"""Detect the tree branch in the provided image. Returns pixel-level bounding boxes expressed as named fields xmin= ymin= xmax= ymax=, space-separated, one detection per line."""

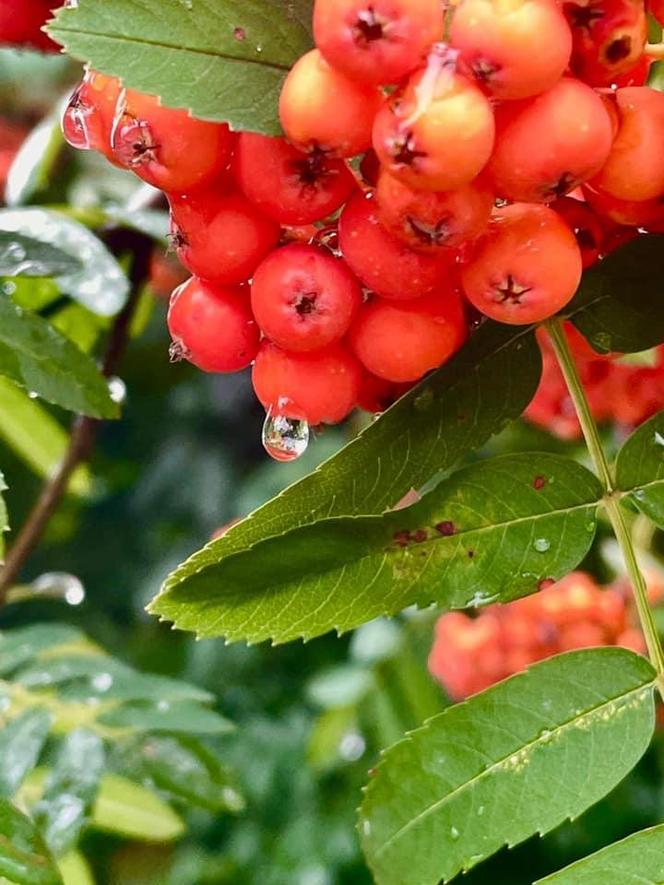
xmin=0 ymin=228 xmax=153 ymax=600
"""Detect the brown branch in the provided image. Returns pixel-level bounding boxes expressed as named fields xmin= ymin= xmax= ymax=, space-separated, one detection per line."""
xmin=0 ymin=228 xmax=153 ymax=600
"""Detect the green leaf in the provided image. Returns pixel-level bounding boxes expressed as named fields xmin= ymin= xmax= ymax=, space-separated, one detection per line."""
xmin=15 ymin=654 xmax=213 ymax=704
xmin=615 ymin=411 xmax=664 ymax=528
xmin=48 ymin=0 xmax=314 ymax=135
xmin=133 ymin=734 xmax=245 ymax=813
xmin=33 ymin=729 xmax=105 ymax=857
xmin=0 ymin=377 xmax=91 ymax=497
xmin=0 ymin=473 xmax=7 ymax=565
xmin=0 ymin=209 xmax=128 ymax=317
xmin=97 ymin=701 xmax=234 ymax=735
xmin=359 ymin=648 xmax=656 ymax=885
xmin=0 ymin=233 xmax=82 ymax=278
xmin=4 ymin=118 xmax=64 ymax=209
xmin=0 ymin=294 xmax=118 ymax=419
xmin=90 ymin=773 xmax=184 ymax=842
xmin=569 ymin=235 xmax=664 ymax=354
xmin=0 ymin=625 xmax=87 ymax=677
xmin=152 ymin=453 xmax=601 ymax=644
xmin=0 ymin=799 xmax=62 ymax=885
xmin=55 ymin=851 xmax=93 ymax=885
xmin=536 ymin=824 xmax=664 ymax=884
xmin=153 ymin=323 xmax=542 ymax=609
xmin=0 ymin=710 xmax=51 ymax=797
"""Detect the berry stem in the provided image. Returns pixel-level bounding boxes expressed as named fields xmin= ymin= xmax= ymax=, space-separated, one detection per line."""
xmin=546 ymin=317 xmax=664 ymax=690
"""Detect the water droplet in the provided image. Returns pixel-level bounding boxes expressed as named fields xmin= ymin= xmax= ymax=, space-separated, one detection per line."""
xmin=655 ymin=431 xmax=664 ymax=448
xmin=63 ymin=0 xmax=79 ymax=7
xmin=450 ymin=826 xmax=460 ymax=840
xmin=533 ymin=538 xmax=550 ymax=553
xmin=477 ymin=805 xmax=485 ymax=816
xmin=262 ymin=411 xmax=309 ymax=462
xmin=5 ymin=242 xmax=26 ymax=262
xmin=539 ymin=728 xmax=552 ymax=741
xmin=633 ymin=488 xmax=646 ymax=501
xmin=61 ymin=85 xmax=94 ymax=151
xmin=27 ymin=391 xmax=38 ymax=400
xmin=157 ymin=700 xmax=170 ymax=712
xmin=1 ymin=281 xmax=16 ymax=295
xmin=31 ymin=572 xmax=85 ymax=606
xmin=107 ymin=376 xmax=127 ymax=404
xmin=91 ymin=673 xmax=113 ymax=693
xmin=339 ymin=732 xmax=366 ymax=761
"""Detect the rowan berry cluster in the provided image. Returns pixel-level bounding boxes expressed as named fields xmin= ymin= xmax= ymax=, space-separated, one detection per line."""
xmin=59 ymin=0 xmax=664 ymax=458
xmin=0 ymin=0 xmax=60 ymax=53
xmin=527 ymin=324 xmax=664 ymax=439
xmin=428 ymin=570 xmax=663 ymax=700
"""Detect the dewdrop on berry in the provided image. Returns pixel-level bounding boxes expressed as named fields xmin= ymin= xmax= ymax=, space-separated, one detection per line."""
xmin=262 ymin=410 xmax=310 ymax=462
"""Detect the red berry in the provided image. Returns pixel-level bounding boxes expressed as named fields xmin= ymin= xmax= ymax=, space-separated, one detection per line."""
xmin=349 ymin=289 xmax=467 ymax=382
xmin=0 ymin=0 xmax=59 ymax=51
xmin=111 ymin=89 xmax=234 ymax=192
xmin=279 ymin=49 xmax=383 ymax=158
xmin=582 ymin=183 xmax=664 ymax=228
xmin=169 ymin=188 xmax=280 ymax=286
xmin=372 ymin=49 xmax=495 ymax=192
xmin=252 ymin=341 xmax=362 ymax=424
xmin=376 ymin=169 xmax=493 ymax=252
xmin=590 ymin=87 xmax=664 ymax=202
xmin=62 ymin=71 xmax=122 ymax=161
xmin=550 ymin=196 xmax=604 ymax=268
xmin=313 ymin=0 xmax=444 ymax=86
xmin=487 ymin=77 xmax=613 ymax=202
xmin=357 ymin=372 xmax=412 ymax=412
xmin=460 ymin=203 xmax=583 ymax=325
xmin=649 ymin=0 xmax=664 ymax=25
xmin=167 ymin=278 xmax=259 ymax=373
xmin=450 ymin=0 xmax=572 ymax=100
xmin=339 ymin=191 xmax=452 ymax=300
xmin=233 ymin=133 xmax=355 ymax=224
xmin=563 ymin=0 xmax=647 ymax=87
xmin=251 ymin=243 xmax=362 ymax=352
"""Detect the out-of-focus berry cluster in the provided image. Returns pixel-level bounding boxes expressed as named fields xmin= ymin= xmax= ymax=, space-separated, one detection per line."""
xmin=428 ymin=570 xmax=663 ymax=700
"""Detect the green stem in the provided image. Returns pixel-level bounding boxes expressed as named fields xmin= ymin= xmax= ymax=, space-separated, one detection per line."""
xmin=545 ymin=318 xmax=664 ymax=690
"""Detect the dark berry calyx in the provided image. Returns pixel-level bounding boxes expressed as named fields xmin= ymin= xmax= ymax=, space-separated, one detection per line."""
xmin=353 ymin=7 xmax=389 ymax=45
xmin=493 ymin=274 xmax=532 ymax=304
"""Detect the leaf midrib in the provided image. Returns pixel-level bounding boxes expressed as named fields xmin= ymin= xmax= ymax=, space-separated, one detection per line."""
xmin=48 ymin=26 xmax=290 ymax=73
xmin=371 ymin=680 xmax=654 ymax=859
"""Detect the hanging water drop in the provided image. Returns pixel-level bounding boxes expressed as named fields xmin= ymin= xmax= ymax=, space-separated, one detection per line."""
xmin=31 ymin=572 xmax=85 ymax=606
xmin=533 ymin=538 xmax=551 ymax=553
xmin=108 ymin=376 xmax=127 ymax=405
xmin=262 ymin=412 xmax=309 ymax=462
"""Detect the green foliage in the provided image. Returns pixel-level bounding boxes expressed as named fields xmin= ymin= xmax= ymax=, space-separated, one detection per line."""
xmin=0 ymin=209 xmax=129 ymax=317
xmin=0 ymin=799 xmax=62 ymax=885
xmin=48 ymin=0 xmax=314 ymax=134
xmin=359 ymin=648 xmax=656 ymax=885
xmin=0 ymin=233 xmax=81 ymax=278
xmin=89 ymin=773 xmax=184 ymax=842
xmin=0 ymin=295 xmax=118 ymax=419
xmin=152 ymin=453 xmax=602 ymax=643
xmin=0 ymin=377 xmax=91 ymax=497
xmin=616 ymin=410 xmax=664 ymax=528
xmin=536 ymin=824 xmax=664 ymax=883
xmin=569 ymin=236 xmax=664 ymax=354
xmin=0 ymin=709 xmax=51 ymax=796
xmin=0 ymin=472 xmax=7 ymax=564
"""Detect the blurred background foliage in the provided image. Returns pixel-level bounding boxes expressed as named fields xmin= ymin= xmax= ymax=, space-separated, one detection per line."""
xmin=1 ymin=46 xmax=664 ymax=885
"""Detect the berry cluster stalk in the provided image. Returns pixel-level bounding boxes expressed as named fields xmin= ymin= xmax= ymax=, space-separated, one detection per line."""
xmin=546 ymin=317 xmax=664 ymax=690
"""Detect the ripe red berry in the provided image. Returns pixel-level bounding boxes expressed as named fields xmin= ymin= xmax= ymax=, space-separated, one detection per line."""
xmin=590 ymin=87 xmax=664 ymax=202
xmin=460 ymin=203 xmax=583 ymax=325
xmin=649 ymin=0 xmax=664 ymax=25
xmin=169 ymin=188 xmax=280 ymax=286
xmin=550 ymin=196 xmax=604 ymax=268
xmin=487 ymin=77 xmax=613 ymax=203
xmin=582 ymin=183 xmax=664 ymax=228
xmin=167 ymin=278 xmax=259 ymax=373
xmin=279 ymin=49 xmax=382 ymax=158
xmin=349 ymin=289 xmax=467 ymax=382
xmin=111 ymin=89 xmax=234 ymax=192
xmin=376 ymin=169 xmax=493 ymax=252
xmin=251 ymin=243 xmax=362 ymax=352
xmin=563 ymin=0 xmax=647 ymax=87
xmin=357 ymin=372 xmax=412 ymax=413
xmin=0 ymin=0 xmax=59 ymax=51
xmin=339 ymin=191 xmax=452 ymax=300
xmin=233 ymin=133 xmax=355 ymax=225
xmin=313 ymin=0 xmax=444 ymax=86
xmin=372 ymin=49 xmax=495 ymax=192
xmin=62 ymin=71 xmax=122 ymax=161
xmin=252 ymin=341 xmax=362 ymax=424
xmin=450 ymin=0 xmax=572 ymax=100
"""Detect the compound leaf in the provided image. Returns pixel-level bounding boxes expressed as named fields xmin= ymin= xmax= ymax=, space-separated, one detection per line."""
xmin=615 ymin=410 xmax=664 ymax=528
